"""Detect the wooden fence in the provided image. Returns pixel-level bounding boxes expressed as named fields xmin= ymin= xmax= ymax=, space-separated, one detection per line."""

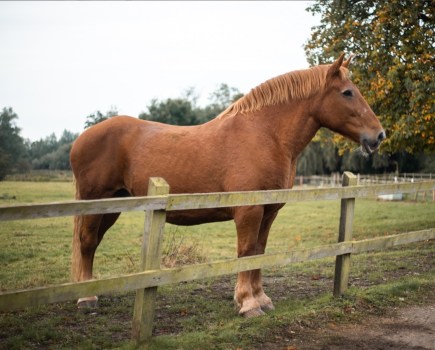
xmin=0 ymin=172 xmax=434 ymax=344
xmin=296 ymin=172 xmax=434 ymax=189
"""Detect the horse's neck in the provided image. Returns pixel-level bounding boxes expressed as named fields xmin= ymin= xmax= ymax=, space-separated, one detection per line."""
xmin=280 ymin=104 xmax=320 ymax=157
xmin=230 ymin=102 xmax=320 ymax=159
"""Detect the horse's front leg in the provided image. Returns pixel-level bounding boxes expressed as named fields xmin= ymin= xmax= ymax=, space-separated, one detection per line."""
xmin=250 ymin=210 xmax=280 ymax=312
xmin=234 ymin=205 xmax=265 ymax=317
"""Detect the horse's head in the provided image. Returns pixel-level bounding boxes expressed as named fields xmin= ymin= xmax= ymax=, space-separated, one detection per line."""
xmin=313 ymin=53 xmax=386 ymax=154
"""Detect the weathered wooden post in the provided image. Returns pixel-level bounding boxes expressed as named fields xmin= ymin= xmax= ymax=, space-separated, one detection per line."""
xmin=333 ymin=172 xmax=357 ymax=297
xmin=132 ymin=177 xmax=169 ymax=343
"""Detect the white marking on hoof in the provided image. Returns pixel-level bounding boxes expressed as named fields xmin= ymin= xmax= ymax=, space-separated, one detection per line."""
xmin=77 ymin=296 xmax=98 ymax=309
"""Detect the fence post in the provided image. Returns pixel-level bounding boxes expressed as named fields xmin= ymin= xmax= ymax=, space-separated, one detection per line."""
xmin=132 ymin=177 xmax=169 ymax=343
xmin=333 ymin=172 xmax=357 ymax=297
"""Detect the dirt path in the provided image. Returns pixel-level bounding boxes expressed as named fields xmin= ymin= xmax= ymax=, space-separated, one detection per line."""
xmin=280 ymin=304 xmax=435 ymax=350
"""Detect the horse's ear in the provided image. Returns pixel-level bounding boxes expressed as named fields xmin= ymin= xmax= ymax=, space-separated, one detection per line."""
xmin=342 ymin=54 xmax=355 ymax=68
xmin=326 ymin=53 xmax=346 ymax=81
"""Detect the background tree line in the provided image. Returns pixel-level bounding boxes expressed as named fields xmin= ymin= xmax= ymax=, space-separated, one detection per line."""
xmin=0 ymin=84 xmax=244 ymax=180
xmin=1 ymin=91 xmax=433 ymax=182
xmin=1 ymin=0 xmax=433 ymax=180
xmin=0 ymin=107 xmax=79 ymax=179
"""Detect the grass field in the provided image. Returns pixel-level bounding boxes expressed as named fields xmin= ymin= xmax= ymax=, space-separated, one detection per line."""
xmin=0 ymin=181 xmax=434 ymax=349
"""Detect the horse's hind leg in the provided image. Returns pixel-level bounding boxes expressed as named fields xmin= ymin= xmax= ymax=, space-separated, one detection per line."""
xmin=72 ymin=213 xmax=102 ymax=307
xmin=72 ymin=213 xmax=120 ymax=308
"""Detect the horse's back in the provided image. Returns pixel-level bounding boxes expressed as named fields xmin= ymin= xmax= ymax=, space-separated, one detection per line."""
xmin=70 ymin=114 xmax=293 ymax=202
xmin=70 ymin=116 xmax=222 ymax=198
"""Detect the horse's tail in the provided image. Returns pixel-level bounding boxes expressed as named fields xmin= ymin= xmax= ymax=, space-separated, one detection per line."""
xmin=71 ymin=176 xmax=82 ymax=282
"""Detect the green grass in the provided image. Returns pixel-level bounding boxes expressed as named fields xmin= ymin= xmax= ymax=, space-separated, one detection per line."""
xmin=0 ymin=181 xmax=75 ymax=204
xmin=4 ymin=170 xmax=73 ymax=182
xmin=0 ymin=181 xmax=434 ymax=349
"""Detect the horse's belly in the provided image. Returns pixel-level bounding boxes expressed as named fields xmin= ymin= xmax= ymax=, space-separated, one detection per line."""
xmin=165 ymin=208 xmax=233 ymax=226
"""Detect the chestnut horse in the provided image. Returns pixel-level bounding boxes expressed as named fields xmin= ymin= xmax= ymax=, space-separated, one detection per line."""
xmin=70 ymin=54 xmax=385 ymax=316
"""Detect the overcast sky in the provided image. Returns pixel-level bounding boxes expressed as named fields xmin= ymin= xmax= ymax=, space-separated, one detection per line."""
xmin=0 ymin=1 xmax=320 ymax=141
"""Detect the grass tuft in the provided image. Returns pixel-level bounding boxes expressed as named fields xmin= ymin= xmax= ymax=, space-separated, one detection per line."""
xmin=162 ymin=228 xmax=207 ymax=268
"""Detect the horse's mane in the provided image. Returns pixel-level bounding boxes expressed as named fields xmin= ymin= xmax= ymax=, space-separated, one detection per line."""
xmin=218 ymin=64 xmax=349 ymax=119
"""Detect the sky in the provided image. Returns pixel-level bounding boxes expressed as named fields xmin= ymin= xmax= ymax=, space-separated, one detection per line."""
xmin=0 ymin=1 xmax=320 ymax=141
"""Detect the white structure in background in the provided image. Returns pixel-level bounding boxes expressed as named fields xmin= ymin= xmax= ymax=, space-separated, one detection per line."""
xmin=378 ymin=175 xmax=403 ymax=201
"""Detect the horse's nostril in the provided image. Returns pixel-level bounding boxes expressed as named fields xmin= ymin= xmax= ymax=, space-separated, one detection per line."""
xmin=378 ymin=130 xmax=386 ymax=142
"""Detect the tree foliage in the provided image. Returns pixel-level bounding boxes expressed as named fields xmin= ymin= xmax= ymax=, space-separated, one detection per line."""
xmin=199 ymin=83 xmax=244 ymax=123
xmin=84 ymin=107 xmax=118 ymax=129
xmin=30 ymin=130 xmax=78 ymax=170
xmin=139 ymin=84 xmax=242 ymax=125
xmin=297 ymin=139 xmax=396 ymax=176
xmin=0 ymin=108 xmax=27 ymax=179
xmin=139 ymin=98 xmax=198 ymax=125
xmin=207 ymin=83 xmax=244 ymax=114
xmin=305 ymin=0 xmax=434 ymax=153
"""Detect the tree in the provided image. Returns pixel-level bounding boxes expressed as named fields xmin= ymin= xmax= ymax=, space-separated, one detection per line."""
xmin=30 ymin=130 xmax=78 ymax=170
xmin=58 ymin=129 xmax=78 ymax=145
xmin=197 ymin=83 xmax=243 ymax=123
xmin=49 ymin=130 xmax=79 ymax=170
xmin=139 ymin=84 xmax=243 ymax=125
xmin=0 ymin=107 xmax=27 ymax=180
xmin=296 ymin=142 xmax=325 ymax=175
xmin=84 ymin=107 xmax=118 ymax=129
xmin=139 ymin=98 xmax=198 ymax=125
xmin=29 ymin=133 xmax=58 ymax=160
xmin=208 ymin=83 xmax=243 ymax=112
xmin=305 ymin=0 xmax=434 ymax=153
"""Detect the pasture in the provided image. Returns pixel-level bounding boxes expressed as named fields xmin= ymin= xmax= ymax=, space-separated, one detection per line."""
xmin=0 ymin=181 xmax=434 ymax=349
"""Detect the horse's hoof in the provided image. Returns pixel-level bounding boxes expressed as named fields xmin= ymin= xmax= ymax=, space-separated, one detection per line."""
xmin=240 ymin=307 xmax=265 ymax=318
xmin=77 ymin=296 xmax=98 ymax=309
xmin=261 ymin=302 xmax=275 ymax=312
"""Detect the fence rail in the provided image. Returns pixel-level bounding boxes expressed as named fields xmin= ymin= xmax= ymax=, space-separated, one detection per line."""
xmin=1 ymin=228 xmax=432 ymax=312
xmin=1 ymin=174 xmax=434 ymax=344
xmin=1 ymin=181 xmax=433 ymax=222
xmin=296 ymin=172 xmax=434 ymax=187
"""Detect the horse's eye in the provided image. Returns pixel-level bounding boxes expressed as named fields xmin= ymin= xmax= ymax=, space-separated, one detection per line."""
xmin=342 ymin=89 xmax=353 ymax=97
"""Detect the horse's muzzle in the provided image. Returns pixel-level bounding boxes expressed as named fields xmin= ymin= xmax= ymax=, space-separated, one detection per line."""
xmin=362 ymin=130 xmax=386 ymax=154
